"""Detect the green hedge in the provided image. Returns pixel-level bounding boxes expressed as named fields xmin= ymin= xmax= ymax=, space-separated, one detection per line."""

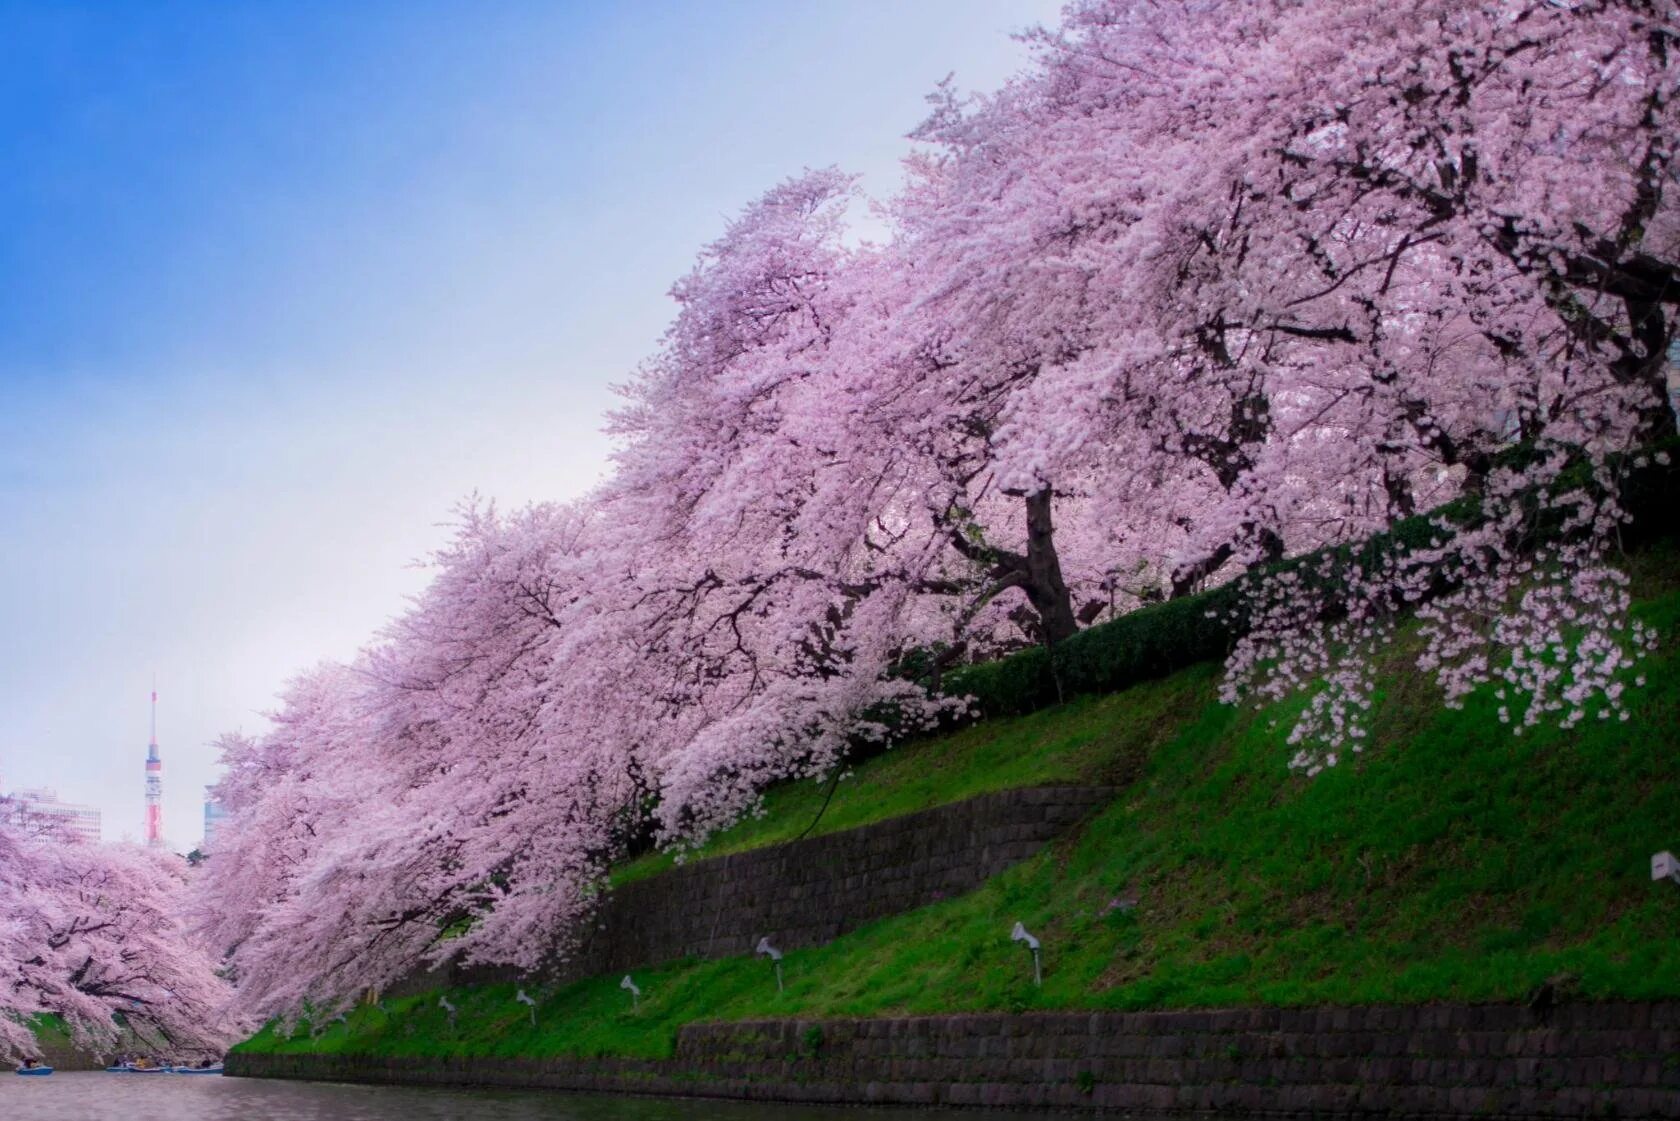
xmin=944 ymin=442 xmax=1680 ymax=720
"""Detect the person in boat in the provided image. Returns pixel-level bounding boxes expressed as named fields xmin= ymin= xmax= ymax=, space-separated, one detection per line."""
xmin=20 ymin=1058 xmax=38 ymax=1069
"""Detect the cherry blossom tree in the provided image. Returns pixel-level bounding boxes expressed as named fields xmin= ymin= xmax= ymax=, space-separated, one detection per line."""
xmin=0 ymin=809 xmax=236 ymax=1061
xmin=890 ymin=0 xmax=1674 ymax=762
xmin=603 ymin=171 xmax=957 ymax=846
xmin=196 ymin=0 xmax=1677 ymax=1021
xmin=193 ymin=503 xmax=634 ymax=1016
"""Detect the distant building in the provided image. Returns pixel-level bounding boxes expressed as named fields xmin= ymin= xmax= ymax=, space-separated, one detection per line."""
xmin=201 ymin=789 xmax=230 ymax=854
xmin=6 ymin=786 xmax=102 ymax=844
xmin=145 ymin=685 xmax=164 ymax=848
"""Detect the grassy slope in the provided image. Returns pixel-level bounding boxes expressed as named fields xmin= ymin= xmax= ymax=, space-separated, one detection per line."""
xmin=238 ymin=545 xmax=1680 ymax=1061
xmin=611 ymin=653 xmax=1206 ymax=886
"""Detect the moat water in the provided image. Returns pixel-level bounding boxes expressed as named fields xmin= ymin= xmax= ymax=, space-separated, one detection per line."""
xmin=1 ymin=1072 xmax=1040 ymax=1120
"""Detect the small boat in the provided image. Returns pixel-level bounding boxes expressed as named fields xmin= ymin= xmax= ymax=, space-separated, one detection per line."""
xmin=169 ymin=1064 xmax=224 ymax=1075
xmin=105 ymin=1064 xmax=167 ymax=1073
xmin=16 ymin=1065 xmax=53 ymax=1076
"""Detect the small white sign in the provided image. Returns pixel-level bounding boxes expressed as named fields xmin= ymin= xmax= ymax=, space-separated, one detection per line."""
xmin=1653 ymin=851 xmax=1678 ymax=882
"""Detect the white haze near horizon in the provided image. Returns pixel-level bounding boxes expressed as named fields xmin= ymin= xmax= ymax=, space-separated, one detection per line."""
xmin=0 ymin=1 xmax=1061 ymax=844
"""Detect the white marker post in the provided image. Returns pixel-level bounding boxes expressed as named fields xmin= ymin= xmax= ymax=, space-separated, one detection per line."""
xmin=620 ymin=975 xmax=641 ymax=1009
xmin=1011 ymin=922 xmax=1042 ymax=987
xmin=438 ymin=994 xmax=458 ymax=1028
xmin=516 ymin=988 xmax=538 ymax=1025
xmin=1653 ymin=851 xmax=1680 ymax=885
xmin=756 ymin=937 xmax=784 ymax=993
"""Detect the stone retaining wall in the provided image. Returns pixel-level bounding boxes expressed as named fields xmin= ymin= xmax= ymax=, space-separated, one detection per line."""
xmin=24 ymin=1027 xmax=152 ymax=1072
xmin=28 ymin=1036 xmax=105 ymax=1072
xmin=229 ymin=1001 xmax=1680 ymax=1116
xmin=417 ymin=785 xmax=1112 ymax=990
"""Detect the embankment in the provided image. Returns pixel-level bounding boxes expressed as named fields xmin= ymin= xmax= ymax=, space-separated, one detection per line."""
xmin=232 ymin=550 xmax=1680 ymax=1114
xmin=231 ymin=1002 xmax=1680 ymax=1116
xmin=410 ymin=785 xmax=1113 ymax=992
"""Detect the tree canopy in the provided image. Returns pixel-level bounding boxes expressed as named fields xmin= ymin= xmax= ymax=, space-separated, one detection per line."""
xmin=193 ymin=0 xmax=1680 ymax=1023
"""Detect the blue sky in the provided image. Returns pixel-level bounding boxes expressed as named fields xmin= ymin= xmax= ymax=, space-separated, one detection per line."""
xmin=0 ymin=1 xmax=1058 ymax=843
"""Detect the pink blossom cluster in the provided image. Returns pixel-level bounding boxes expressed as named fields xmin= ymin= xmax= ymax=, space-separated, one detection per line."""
xmin=0 ymin=809 xmax=239 ymax=1062
xmin=196 ymin=1 xmax=1677 ymax=1021
xmin=1414 ymin=458 xmax=1662 ymax=736
xmin=1225 ymin=450 xmax=1664 ymax=773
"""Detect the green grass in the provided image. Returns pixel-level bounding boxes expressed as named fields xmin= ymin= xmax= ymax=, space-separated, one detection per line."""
xmin=25 ymin=1014 xmax=74 ymax=1051
xmin=237 ymin=544 xmax=1680 ymax=1062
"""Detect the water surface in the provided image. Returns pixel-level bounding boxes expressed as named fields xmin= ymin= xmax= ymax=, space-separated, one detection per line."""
xmin=2 ymin=1072 xmax=1036 ymax=1121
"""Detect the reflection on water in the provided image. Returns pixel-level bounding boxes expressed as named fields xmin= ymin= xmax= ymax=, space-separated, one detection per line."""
xmin=1 ymin=1072 xmax=1034 ymax=1121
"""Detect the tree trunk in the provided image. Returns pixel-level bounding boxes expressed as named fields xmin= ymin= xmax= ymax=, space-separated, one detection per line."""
xmin=1022 ymin=488 xmax=1078 ymax=645
xmin=1169 ymin=542 xmax=1233 ymax=601
xmin=1383 ymin=464 xmax=1417 ymax=519
xmin=1168 ymin=525 xmax=1284 ymax=600
xmin=1634 ymin=364 xmax=1678 ymax=444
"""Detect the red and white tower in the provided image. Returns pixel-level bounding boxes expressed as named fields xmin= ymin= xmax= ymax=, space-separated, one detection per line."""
xmin=144 ymin=683 xmax=163 ymax=848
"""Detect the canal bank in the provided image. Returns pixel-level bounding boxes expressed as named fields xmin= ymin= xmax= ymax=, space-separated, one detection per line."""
xmin=17 ymin=1017 xmax=147 ymax=1072
xmin=229 ymin=1001 xmax=1680 ymax=1117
